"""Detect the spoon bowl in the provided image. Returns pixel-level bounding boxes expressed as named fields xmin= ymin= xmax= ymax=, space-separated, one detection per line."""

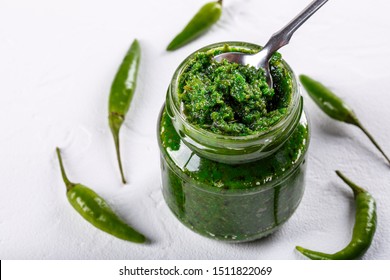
xmin=214 ymin=50 xmax=273 ymax=87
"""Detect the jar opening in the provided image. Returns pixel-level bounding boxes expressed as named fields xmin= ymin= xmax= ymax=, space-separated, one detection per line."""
xmin=166 ymin=42 xmax=302 ymax=164
xmin=170 ymin=42 xmax=299 ymax=140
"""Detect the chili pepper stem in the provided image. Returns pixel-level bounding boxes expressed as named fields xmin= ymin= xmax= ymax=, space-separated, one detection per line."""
xmin=218 ymin=0 xmax=223 ymax=4
xmin=56 ymin=147 xmax=75 ymax=191
xmin=109 ymin=113 xmax=127 ymax=184
xmin=350 ymin=118 xmax=390 ymax=165
xmin=335 ymin=170 xmax=365 ymax=196
xmin=113 ymin=133 xmax=126 ymax=184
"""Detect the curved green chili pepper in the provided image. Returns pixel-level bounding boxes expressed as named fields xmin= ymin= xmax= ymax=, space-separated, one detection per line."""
xmin=108 ymin=39 xmax=141 ymax=184
xmin=166 ymin=0 xmax=223 ymax=51
xmin=56 ymin=148 xmax=146 ymax=243
xmin=300 ymin=74 xmax=390 ymax=165
xmin=296 ymin=171 xmax=376 ymax=260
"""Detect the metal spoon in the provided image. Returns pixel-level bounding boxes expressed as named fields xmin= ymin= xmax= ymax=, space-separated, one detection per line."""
xmin=213 ymin=0 xmax=328 ymax=88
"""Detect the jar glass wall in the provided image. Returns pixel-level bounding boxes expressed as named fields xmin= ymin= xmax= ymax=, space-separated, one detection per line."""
xmin=158 ymin=42 xmax=310 ymax=242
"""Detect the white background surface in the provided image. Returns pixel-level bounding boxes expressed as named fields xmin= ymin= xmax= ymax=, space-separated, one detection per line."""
xmin=0 ymin=0 xmax=389 ymax=260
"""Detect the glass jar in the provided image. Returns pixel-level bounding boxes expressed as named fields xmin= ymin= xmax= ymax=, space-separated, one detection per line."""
xmin=157 ymin=42 xmax=310 ymax=242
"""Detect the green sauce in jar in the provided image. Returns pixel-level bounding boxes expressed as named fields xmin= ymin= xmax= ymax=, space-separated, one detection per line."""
xmin=158 ymin=42 xmax=310 ymax=242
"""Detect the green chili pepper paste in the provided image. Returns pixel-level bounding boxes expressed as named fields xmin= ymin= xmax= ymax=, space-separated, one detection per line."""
xmin=178 ymin=49 xmax=292 ymax=135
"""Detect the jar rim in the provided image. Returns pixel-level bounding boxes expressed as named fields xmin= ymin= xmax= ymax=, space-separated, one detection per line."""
xmin=168 ymin=41 xmax=301 ymax=142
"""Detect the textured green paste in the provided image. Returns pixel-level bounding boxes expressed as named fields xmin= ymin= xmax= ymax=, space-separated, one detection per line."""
xmin=178 ymin=49 xmax=293 ymax=136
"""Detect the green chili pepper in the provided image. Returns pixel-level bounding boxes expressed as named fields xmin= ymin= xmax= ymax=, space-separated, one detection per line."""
xmin=300 ymin=74 xmax=390 ymax=165
xmin=55 ymin=147 xmax=146 ymax=243
xmin=166 ymin=0 xmax=223 ymax=51
xmin=108 ymin=39 xmax=141 ymax=184
xmin=296 ymin=171 xmax=376 ymax=260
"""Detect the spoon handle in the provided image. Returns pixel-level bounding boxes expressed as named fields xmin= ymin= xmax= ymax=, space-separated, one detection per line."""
xmin=262 ymin=0 xmax=328 ymax=59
